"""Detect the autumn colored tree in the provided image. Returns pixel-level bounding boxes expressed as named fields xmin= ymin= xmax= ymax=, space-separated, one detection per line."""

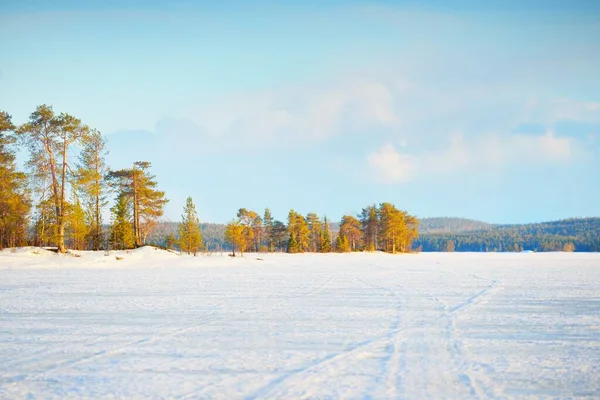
xmin=0 ymin=111 xmax=30 ymax=249
xmin=563 ymin=242 xmax=575 ymax=252
xmin=319 ymin=216 xmax=332 ymax=253
xmin=31 ymin=197 xmax=54 ymax=247
xmin=18 ymin=105 xmax=88 ymax=252
xmin=377 ymin=202 xmax=418 ymax=253
xmin=225 ymin=220 xmax=244 ymax=256
xmin=340 ymin=215 xmax=362 ymax=251
xmin=306 ymin=212 xmax=322 ymax=252
xmin=110 ymin=193 xmax=135 ymax=250
xmin=237 ymin=208 xmax=259 ymax=252
xmin=336 ymin=234 xmax=350 ymax=252
xmin=75 ymin=129 xmax=108 ymax=250
xmin=360 ymin=205 xmax=378 ymax=251
xmin=287 ymin=210 xmax=309 ymax=253
xmin=179 ymin=196 xmax=203 ymax=255
xmin=66 ymin=196 xmax=88 ymax=250
xmin=108 ymin=161 xmax=168 ymax=247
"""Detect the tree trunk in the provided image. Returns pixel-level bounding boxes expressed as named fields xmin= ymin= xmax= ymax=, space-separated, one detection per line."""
xmin=132 ymin=169 xmax=139 ymax=247
xmin=57 ymin=137 xmax=68 ymax=253
xmin=94 ymin=152 xmax=100 ymax=251
xmin=46 ymin=139 xmax=64 ymax=253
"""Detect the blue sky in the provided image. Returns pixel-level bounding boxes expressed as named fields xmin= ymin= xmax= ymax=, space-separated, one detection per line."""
xmin=1 ymin=0 xmax=599 ymax=224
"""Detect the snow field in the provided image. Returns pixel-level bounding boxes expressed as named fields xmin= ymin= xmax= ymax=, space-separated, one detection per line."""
xmin=0 ymin=249 xmax=599 ymax=399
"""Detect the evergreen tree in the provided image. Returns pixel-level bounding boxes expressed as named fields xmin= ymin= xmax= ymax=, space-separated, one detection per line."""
xmin=108 ymin=161 xmax=168 ymax=247
xmin=165 ymin=233 xmax=176 ymax=250
xmin=287 ymin=231 xmax=300 ymax=253
xmin=263 ymin=208 xmax=274 ymax=251
xmin=179 ymin=196 xmax=203 ymax=255
xmin=18 ymin=105 xmax=88 ymax=252
xmin=0 ymin=111 xmax=30 ymax=249
xmin=319 ymin=216 xmax=332 ymax=253
xmin=32 ymin=197 xmax=55 ymax=247
xmin=110 ymin=193 xmax=135 ymax=250
xmin=360 ymin=205 xmax=378 ymax=251
xmin=340 ymin=215 xmax=362 ymax=251
xmin=75 ymin=129 xmax=108 ymax=250
xmin=287 ymin=210 xmax=309 ymax=253
xmin=271 ymin=220 xmax=288 ymax=252
xmin=237 ymin=208 xmax=258 ymax=252
xmin=225 ymin=220 xmax=244 ymax=256
xmin=377 ymin=202 xmax=418 ymax=253
xmin=66 ymin=196 xmax=88 ymax=250
xmin=306 ymin=212 xmax=322 ymax=252
xmin=336 ymin=234 xmax=350 ymax=252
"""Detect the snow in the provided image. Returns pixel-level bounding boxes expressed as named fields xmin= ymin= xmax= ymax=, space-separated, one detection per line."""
xmin=1 ymin=248 xmax=599 ymax=399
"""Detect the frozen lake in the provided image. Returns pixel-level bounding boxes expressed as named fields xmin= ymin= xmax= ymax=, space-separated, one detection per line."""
xmin=1 ymin=248 xmax=599 ymax=399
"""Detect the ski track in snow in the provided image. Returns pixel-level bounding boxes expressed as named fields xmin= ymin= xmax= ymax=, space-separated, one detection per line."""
xmin=1 ymin=249 xmax=600 ymax=399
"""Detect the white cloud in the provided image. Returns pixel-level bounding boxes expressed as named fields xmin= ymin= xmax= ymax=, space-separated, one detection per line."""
xmin=365 ymin=131 xmax=578 ymax=184
xmin=367 ymin=143 xmax=415 ymax=184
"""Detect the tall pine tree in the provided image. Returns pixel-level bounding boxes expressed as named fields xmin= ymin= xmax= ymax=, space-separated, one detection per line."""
xmin=75 ymin=129 xmax=108 ymax=250
xmin=108 ymin=161 xmax=168 ymax=247
xmin=18 ymin=105 xmax=88 ymax=252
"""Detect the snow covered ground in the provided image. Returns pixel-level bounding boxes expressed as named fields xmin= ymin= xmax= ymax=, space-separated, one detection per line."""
xmin=1 ymin=248 xmax=599 ymax=399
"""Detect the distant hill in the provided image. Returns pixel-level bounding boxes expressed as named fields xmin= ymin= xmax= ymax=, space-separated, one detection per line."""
xmin=147 ymin=222 xmax=228 ymax=251
xmin=415 ymin=217 xmax=600 ymax=252
xmin=419 ymin=217 xmax=492 ymax=233
xmin=146 ymin=217 xmax=600 ymax=253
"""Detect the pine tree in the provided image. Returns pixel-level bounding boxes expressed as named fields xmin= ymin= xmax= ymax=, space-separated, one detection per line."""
xmin=340 ymin=215 xmax=362 ymax=251
xmin=32 ymin=197 xmax=55 ymax=247
xmin=75 ymin=129 xmax=108 ymax=250
xmin=67 ymin=196 xmax=88 ymax=250
xmin=360 ymin=205 xmax=378 ymax=251
xmin=263 ymin=208 xmax=274 ymax=252
xmin=377 ymin=203 xmax=418 ymax=253
xmin=319 ymin=216 xmax=332 ymax=253
xmin=271 ymin=220 xmax=288 ymax=252
xmin=179 ymin=196 xmax=203 ymax=255
xmin=110 ymin=193 xmax=135 ymax=250
xmin=336 ymin=234 xmax=350 ymax=252
xmin=306 ymin=212 xmax=322 ymax=252
xmin=18 ymin=105 xmax=88 ymax=252
xmin=287 ymin=231 xmax=300 ymax=253
xmin=0 ymin=111 xmax=30 ymax=249
xmin=237 ymin=208 xmax=261 ymax=252
xmin=225 ymin=220 xmax=244 ymax=256
xmin=287 ymin=210 xmax=309 ymax=253
xmin=108 ymin=161 xmax=168 ymax=247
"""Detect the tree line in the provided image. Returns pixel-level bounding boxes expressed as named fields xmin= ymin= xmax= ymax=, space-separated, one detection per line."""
xmin=1 ymin=105 xmax=419 ymax=255
xmin=222 ymin=204 xmax=419 ymax=256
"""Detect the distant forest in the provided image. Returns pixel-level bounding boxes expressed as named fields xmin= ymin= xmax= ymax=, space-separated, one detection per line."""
xmin=414 ymin=217 xmax=600 ymax=252
xmin=146 ymin=217 xmax=600 ymax=253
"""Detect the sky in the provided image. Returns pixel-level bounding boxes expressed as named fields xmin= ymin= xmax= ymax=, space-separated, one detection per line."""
xmin=1 ymin=0 xmax=599 ymax=224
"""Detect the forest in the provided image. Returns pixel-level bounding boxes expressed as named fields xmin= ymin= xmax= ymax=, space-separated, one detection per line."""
xmin=0 ymin=105 xmax=419 ymax=255
xmin=415 ymin=218 xmax=600 ymax=252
